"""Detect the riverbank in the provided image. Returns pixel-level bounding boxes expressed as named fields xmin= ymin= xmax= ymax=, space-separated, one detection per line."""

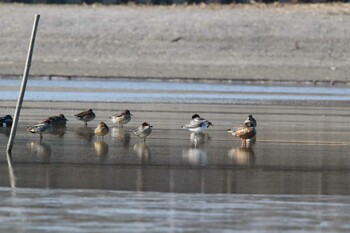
xmin=0 ymin=3 xmax=350 ymax=83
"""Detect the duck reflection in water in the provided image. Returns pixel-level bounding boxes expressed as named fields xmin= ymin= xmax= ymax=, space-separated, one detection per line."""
xmin=182 ymin=147 xmax=208 ymax=166
xmin=26 ymin=140 xmax=52 ymax=163
xmin=182 ymin=132 xmax=209 ymax=166
xmin=133 ymin=143 xmax=151 ymax=163
xmin=76 ymin=127 xmax=94 ymax=141
xmin=94 ymin=140 xmax=109 ymax=161
xmin=190 ymin=132 xmax=211 ymax=147
xmin=111 ymin=127 xmax=130 ymax=147
xmin=0 ymin=127 xmax=11 ymax=137
xmin=49 ymin=125 xmax=67 ymax=138
xmin=228 ymin=147 xmax=255 ymax=167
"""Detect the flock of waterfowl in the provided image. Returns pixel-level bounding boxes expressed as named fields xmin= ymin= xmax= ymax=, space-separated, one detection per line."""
xmin=0 ymin=109 xmax=257 ymax=145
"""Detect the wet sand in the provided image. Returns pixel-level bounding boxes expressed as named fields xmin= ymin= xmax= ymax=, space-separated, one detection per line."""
xmin=1 ymin=3 xmax=350 ymax=83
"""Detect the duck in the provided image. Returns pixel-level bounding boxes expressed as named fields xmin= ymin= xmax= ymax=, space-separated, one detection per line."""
xmin=0 ymin=115 xmax=13 ymax=127
xmin=134 ymin=122 xmax=153 ymax=142
xmin=27 ymin=120 xmax=52 ymax=140
xmin=75 ymin=109 xmax=95 ymax=126
xmin=110 ymin=110 xmax=133 ymax=128
xmin=181 ymin=114 xmax=213 ymax=133
xmin=94 ymin=121 xmax=109 ymax=140
xmin=45 ymin=114 xmax=68 ymax=127
xmin=228 ymin=115 xmax=257 ymax=146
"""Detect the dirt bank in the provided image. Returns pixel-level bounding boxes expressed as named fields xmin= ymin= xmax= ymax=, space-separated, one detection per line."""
xmin=0 ymin=3 xmax=350 ymax=83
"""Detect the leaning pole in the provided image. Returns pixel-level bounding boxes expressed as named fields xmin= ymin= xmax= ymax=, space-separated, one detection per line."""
xmin=7 ymin=14 xmax=40 ymax=153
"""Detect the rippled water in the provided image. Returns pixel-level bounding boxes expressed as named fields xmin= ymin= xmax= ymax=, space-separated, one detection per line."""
xmin=1 ymin=187 xmax=350 ymax=233
xmin=1 ymin=78 xmax=350 ymax=232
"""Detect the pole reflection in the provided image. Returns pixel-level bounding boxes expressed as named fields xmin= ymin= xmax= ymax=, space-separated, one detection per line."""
xmin=6 ymin=151 xmax=16 ymax=189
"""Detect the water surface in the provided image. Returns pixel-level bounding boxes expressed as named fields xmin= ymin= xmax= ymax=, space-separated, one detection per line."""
xmin=1 ymin=79 xmax=350 ymax=103
xmin=1 ymin=187 xmax=350 ymax=233
xmin=1 ymin=79 xmax=350 ymax=232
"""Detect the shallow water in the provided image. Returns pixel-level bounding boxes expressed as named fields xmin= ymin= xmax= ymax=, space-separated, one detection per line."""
xmin=1 ymin=187 xmax=350 ymax=233
xmin=1 ymin=79 xmax=350 ymax=232
xmin=2 ymin=120 xmax=350 ymax=195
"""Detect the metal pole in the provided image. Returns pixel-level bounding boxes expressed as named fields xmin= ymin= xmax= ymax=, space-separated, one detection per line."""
xmin=6 ymin=14 xmax=40 ymax=153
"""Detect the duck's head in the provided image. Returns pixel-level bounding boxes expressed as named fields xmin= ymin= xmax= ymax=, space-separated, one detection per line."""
xmin=248 ymin=115 xmax=257 ymax=127
xmin=125 ymin=110 xmax=133 ymax=116
xmin=142 ymin=122 xmax=153 ymax=128
xmin=192 ymin=114 xmax=200 ymax=119
xmin=59 ymin=114 xmax=68 ymax=121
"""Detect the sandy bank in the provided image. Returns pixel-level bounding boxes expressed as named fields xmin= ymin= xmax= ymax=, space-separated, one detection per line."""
xmin=0 ymin=3 xmax=350 ymax=83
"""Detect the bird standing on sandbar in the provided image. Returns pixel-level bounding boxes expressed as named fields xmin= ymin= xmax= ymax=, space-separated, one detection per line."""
xmin=75 ymin=109 xmax=95 ymax=126
xmin=181 ymin=114 xmax=213 ymax=133
xmin=134 ymin=122 xmax=153 ymax=142
xmin=94 ymin=121 xmax=109 ymax=140
xmin=110 ymin=110 xmax=133 ymax=128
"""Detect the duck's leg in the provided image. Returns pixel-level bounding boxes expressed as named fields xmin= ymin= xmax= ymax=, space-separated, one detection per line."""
xmin=84 ymin=121 xmax=87 ymax=127
xmin=241 ymin=139 xmax=247 ymax=148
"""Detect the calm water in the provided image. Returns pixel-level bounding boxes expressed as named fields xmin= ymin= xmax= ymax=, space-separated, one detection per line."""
xmin=1 ymin=79 xmax=350 ymax=232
